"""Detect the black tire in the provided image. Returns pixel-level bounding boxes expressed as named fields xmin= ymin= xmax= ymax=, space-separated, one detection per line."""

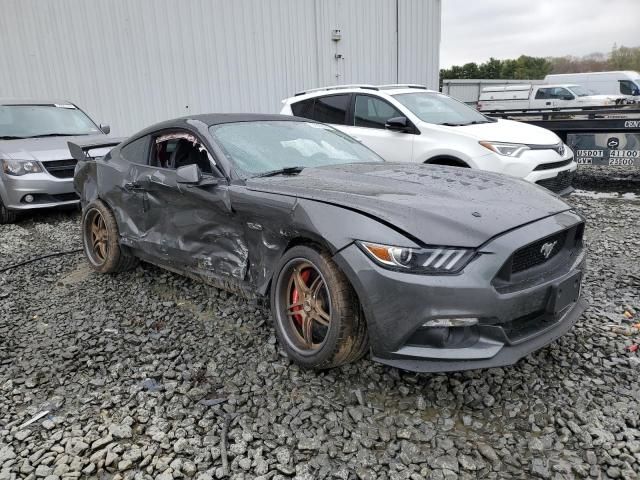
xmin=81 ymin=200 xmax=138 ymax=273
xmin=270 ymin=245 xmax=369 ymax=370
xmin=0 ymin=197 xmax=17 ymax=224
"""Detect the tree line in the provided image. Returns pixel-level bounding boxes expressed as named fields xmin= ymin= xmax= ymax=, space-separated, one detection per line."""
xmin=440 ymin=45 xmax=640 ymax=81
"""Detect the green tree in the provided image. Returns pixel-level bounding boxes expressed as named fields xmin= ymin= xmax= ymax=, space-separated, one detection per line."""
xmin=440 ymin=56 xmax=552 ymax=80
xmin=478 ymin=58 xmax=502 ymax=79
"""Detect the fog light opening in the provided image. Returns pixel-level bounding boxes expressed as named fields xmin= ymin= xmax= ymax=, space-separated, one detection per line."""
xmin=422 ymin=318 xmax=479 ymax=328
xmin=24 ymin=194 xmax=34 ymax=203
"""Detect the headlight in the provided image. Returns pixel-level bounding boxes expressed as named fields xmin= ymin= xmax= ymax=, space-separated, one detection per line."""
xmin=479 ymin=141 xmax=530 ymax=157
xmin=1 ymin=159 xmax=43 ymax=176
xmin=358 ymin=241 xmax=476 ymax=274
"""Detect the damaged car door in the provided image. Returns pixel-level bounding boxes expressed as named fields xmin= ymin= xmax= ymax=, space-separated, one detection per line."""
xmin=133 ymin=131 xmax=249 ymax=290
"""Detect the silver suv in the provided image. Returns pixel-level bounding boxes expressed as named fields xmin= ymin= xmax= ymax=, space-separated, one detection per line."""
xmin=0 ymin=99 xmax=111 ymax=223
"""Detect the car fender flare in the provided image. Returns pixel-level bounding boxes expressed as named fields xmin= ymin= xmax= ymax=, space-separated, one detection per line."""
xmin=258 ymin=199 xmax=420 ymax=297
xmin=423 ymin=155 xmax=471 ymax=168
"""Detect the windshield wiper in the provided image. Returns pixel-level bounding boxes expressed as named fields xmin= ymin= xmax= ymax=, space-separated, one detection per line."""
xmin=26 ymin=133 xmax=91 ymax=138
xmin=256 ymin=166 xmax=305 ymax=178
xmin=440 ymin=120 xmax=491 ymax=127
xmin=0 ymin=135 xmax=26 ymax=140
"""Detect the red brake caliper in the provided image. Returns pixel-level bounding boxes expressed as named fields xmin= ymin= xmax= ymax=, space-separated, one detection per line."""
xmin=291 ymin=269 xmax=311 ymax=326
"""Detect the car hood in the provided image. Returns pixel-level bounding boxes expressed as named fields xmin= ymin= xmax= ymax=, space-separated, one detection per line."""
xmin=246 ymin=163 xmax=571 ymax=247
xmin=0 ymin=134 xmax=109 ymax=161
xmin=449 ymin=119 xmax=561 ymax=145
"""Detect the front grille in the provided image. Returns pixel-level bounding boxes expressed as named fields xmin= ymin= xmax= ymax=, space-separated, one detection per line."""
xmin=536 ymin=170 xmax=574 ymax=193
xmin=533 ymin=159 xmax=573 ymax=171
xmin=511 ymin=231 xmax=567 ymax=274
xmin=43 ymin=159 xmax=77 ymax=178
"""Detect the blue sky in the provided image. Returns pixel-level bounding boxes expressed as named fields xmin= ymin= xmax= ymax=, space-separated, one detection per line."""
xmin=441 ymin=0 xmax=640 ymax=67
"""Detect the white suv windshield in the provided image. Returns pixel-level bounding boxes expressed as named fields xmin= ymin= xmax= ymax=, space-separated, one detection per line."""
xmin=567 ymin=86 xmax=589 ymax=97
xmin=210 ymin=120 xmax=383 ymax=177
xmin=0 ymin=104 xmax=101 ymax=139
xmin=393 ymin=92 xmax=490 ymax=126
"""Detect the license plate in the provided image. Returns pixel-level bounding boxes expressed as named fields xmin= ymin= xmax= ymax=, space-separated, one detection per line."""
xmin=550 ymin=272 xmax=582 ymax=315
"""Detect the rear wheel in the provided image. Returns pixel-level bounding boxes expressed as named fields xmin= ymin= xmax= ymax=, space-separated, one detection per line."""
xmin=270 ymin=245 xmax=369 ymax=369
xmin=0 ymin=198 xmax=17 ymax=224
xmin=81 ymin=200 xmax=138 ymax=273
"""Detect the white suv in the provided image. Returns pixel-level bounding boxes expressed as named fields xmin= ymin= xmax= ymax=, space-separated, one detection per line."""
xmin=280 ymin=85 xmax=577 ymax=195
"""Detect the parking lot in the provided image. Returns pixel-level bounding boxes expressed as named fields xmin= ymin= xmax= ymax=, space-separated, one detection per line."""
xmin=0 ymin=166 xmax=638 ymax=480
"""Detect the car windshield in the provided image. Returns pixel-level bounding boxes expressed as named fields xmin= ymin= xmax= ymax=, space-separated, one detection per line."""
xmin=568 ymin=86 xmax=589 ymax=97
xmin=0 ymin=104 xmax=101 ymax=138
xmin=392 ymin=92 xmax=489 ymax=125
xmin=209 ymin=120 xmax=383 ymax=177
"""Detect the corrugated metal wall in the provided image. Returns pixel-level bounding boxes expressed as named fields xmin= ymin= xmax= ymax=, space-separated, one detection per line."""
xmin=0 ymin=0 xmax=440 ymax=136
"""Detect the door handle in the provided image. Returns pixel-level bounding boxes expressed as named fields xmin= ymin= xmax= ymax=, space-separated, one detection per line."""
xmin=148 ymin=175 xmax=177 ymax=190
xmin=124 ymin=181 xmax=143 ymax=191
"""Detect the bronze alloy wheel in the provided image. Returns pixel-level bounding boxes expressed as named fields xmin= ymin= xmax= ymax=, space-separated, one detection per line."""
xmin=277 ymin=259 xmax=332 ymax=354
xmin=271 ymin=245 xmax=369 ymax=369
xmin=84 ymin=207 xmax=109 ymax=266
xmin=81 ymin=200 xmax=139 ymax=274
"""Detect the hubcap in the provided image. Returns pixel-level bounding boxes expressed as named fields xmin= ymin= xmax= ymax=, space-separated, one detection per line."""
xmin=282 ymin=260 xmax=331 ymax=351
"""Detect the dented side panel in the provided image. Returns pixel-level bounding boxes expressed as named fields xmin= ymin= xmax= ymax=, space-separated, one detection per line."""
xmin=228 ymin=187 xmax=419 ymax=296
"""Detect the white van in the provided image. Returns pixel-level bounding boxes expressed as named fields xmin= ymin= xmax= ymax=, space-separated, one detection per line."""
xmin=477 ymin=84 xmax=629 ymax=111
xmin=544 ymin=71 xmax=640 ymax=98
xmin=281 ymin=85 xmax=577 ymax=195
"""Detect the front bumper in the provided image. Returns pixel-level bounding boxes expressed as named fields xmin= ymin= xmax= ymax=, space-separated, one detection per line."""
xmin=473 ymin=148 xmax=577 ymax=196
xmin=333 ymin=211 xmax=587 ymax=372
xmin=0 ymin=172 xmax=79 ymax=210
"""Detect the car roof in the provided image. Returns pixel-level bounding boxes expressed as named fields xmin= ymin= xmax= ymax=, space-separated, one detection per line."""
xmin=540 ymin=84 xmax=583 ymax=89
xmin=130 ymin=113 xmax=312 ymax=140
xmin=0 ymin=98 xmax=75 ymax=106
xmin=284 ymin=85 xmax=436 ymax=103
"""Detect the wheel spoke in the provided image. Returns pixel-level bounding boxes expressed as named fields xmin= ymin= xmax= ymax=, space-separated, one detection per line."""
xmin=286 ymin=301 xmax=304 ymax=313
xmin=309 ymin=275 xmax=323 ymax=298
xmin=301 ymin=315 xmax=313 ymax=347
xmin=292 ymin=268 xmax=310 ymax=297
xmin=313 ymin=307 xmax=331 ymax=326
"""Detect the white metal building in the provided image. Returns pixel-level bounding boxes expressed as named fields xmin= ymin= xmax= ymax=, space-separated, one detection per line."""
xmin=0 ymin=0 xmax=441 ymax=136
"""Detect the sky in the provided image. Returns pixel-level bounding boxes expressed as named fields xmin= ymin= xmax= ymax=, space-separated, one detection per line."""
xmin=441 ymin=0 xmax=640 ymax=67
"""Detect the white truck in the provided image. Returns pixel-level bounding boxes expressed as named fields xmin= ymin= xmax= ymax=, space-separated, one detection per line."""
xmin=477 ymin=84 xmax=630 ymax=112
xmin=544 ymin=71 xmax=640 ymax=99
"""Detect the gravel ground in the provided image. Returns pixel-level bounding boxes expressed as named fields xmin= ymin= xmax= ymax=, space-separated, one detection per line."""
xmin=1 ymin=166 xmax=639 ymax=480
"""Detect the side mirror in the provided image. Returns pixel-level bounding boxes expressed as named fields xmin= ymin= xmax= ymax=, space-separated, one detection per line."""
xmin=100 ymin=124 xmax=111 ymax=134
xmin=176 ymin=164 xmax=202 ymax=184
xmin=561 ymin=95 xmax=574 ymax=101
xmin=385 ymin=116 xmax=410 ymax=132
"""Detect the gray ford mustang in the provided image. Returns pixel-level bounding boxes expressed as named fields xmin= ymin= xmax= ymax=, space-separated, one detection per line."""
xmin=70 ymin=114 xmax=586 ymax=372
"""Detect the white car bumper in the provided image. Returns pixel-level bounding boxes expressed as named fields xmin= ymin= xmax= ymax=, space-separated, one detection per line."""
xmin=472 ymin=146 xmax=577 ymax=195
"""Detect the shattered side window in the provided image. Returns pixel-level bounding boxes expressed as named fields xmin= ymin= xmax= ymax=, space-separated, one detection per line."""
xmin=151 ymin=132 xmax=214 ymax=174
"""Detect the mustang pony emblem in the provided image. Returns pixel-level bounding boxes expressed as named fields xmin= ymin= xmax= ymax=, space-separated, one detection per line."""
xmin=540 ymin=241 xmax=557 ymax=259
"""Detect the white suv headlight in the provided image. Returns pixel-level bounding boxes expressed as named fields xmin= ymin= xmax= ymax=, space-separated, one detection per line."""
xmin=479 ymin=141 xmax=530 ymax=157
xmin=1 ymin=159 xmax=44 ymax=176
